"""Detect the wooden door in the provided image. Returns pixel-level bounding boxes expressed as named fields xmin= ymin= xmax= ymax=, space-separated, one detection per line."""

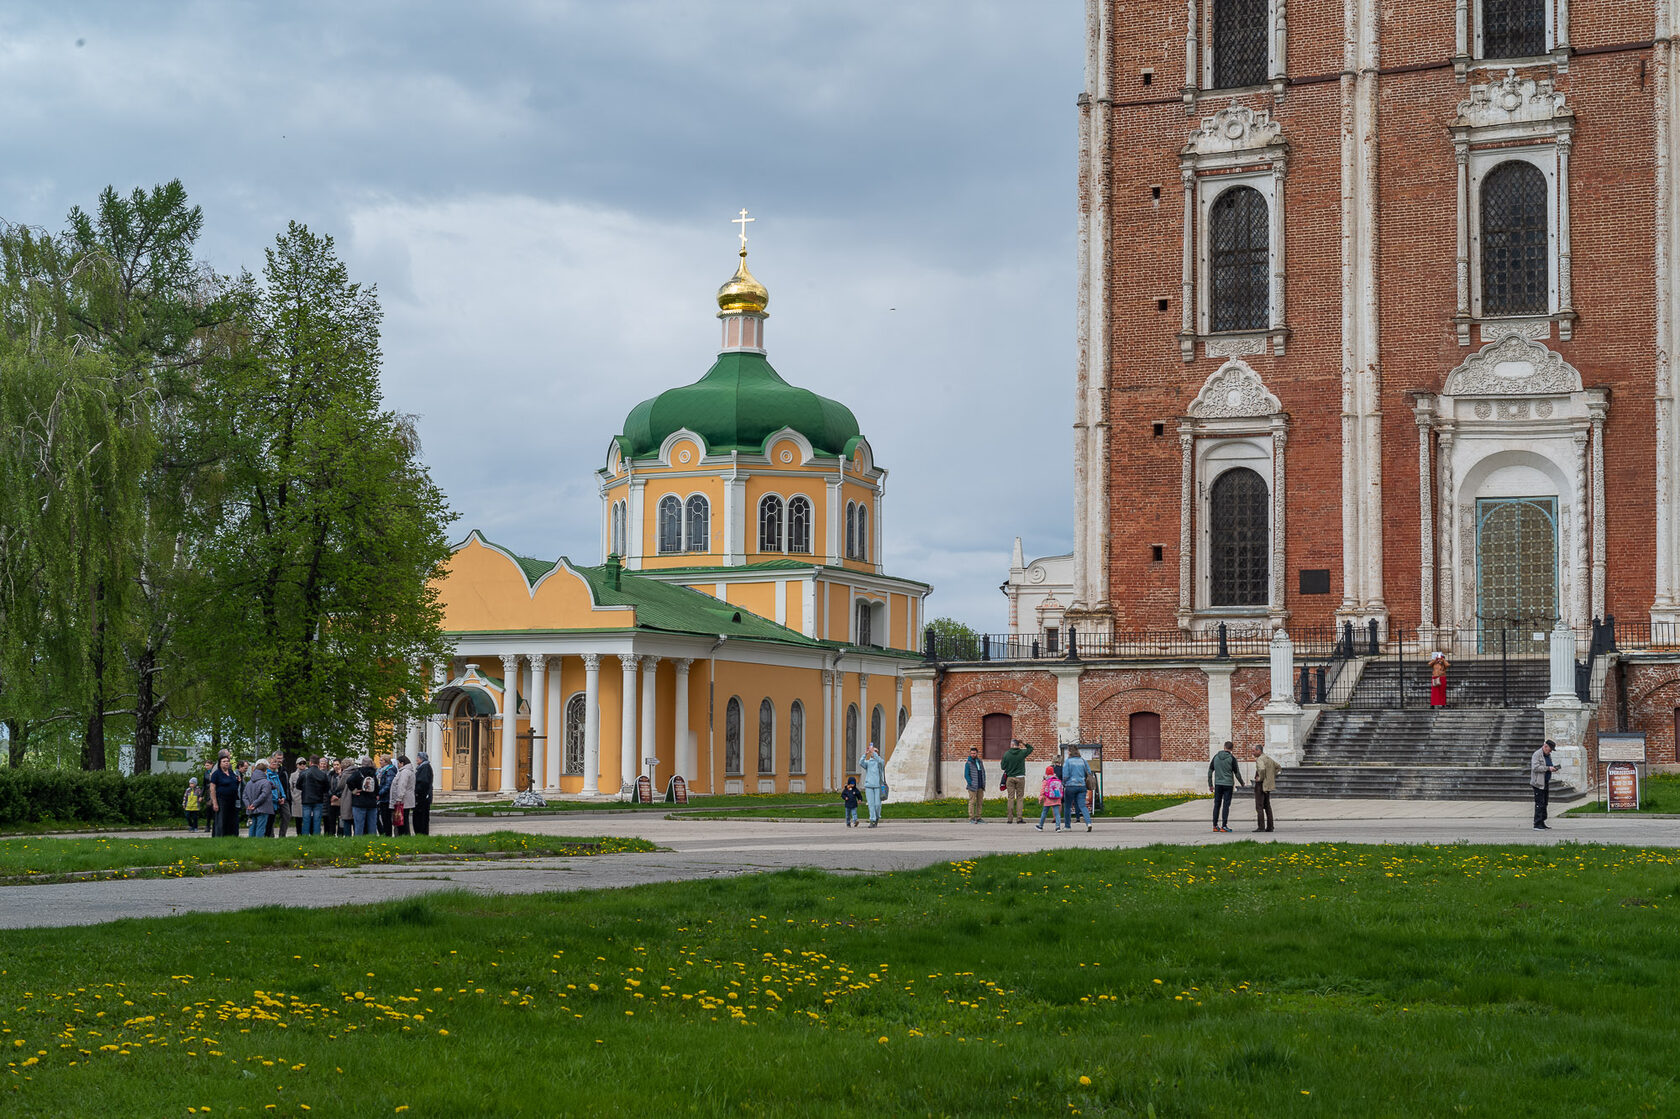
xmin=981 ymin=713 xmax=1012 ymax=760
xmin=1129 ymin=712 xmax=1162 ymax=760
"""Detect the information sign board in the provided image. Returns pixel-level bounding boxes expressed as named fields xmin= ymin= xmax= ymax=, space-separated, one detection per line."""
xmin=1606 ymin=762 xmax=1641 ymax=812
xmin=1598 ymin=733 xmax=1646 ymax=763
xmin=635 ymin=774 xmax=653 ymax=804
xmin=666 ymin=775 xmax=689 ymax=804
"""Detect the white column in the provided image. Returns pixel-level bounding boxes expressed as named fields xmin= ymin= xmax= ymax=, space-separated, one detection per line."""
xmin=617 ymin=654 xmax=638 ymax=794
xmin=1590 ymin=401 xmax=1607 ymax=619
xmin=639 ymin=655 xmax=659 ymax=783
xmin=1548 ymin=619 xmax=1576 ymax=699
xmin=1270 ymin=158 xmax=1286 ymax=335
xmin=826 ymin=476 xmax=844 ymax=563
xmin=1203 ymin=662 xmax=1235 ymax=757
xmin=1557 ymin=134 xmax=1574 ymax=328
xmin=821 ymin=669 xmax=835 ymax=790
xmin=1178 ymin=425 xmax=1195 ymax=624
xmin=499 ymin=654 xmax=520 ymax=794
xmin=581 ymin=654 xmax=601 ymax=796
xmin=1179 ymin=169 xmax=1196 ymax=359
xmin=1269 ymin=420 xmax=1287 ymax=617
xmin=893 ymin=677 xmax=904 ymax=750
xmin=404 ymin=718 xmax=421 ymax=757
xmin=724 ymin=472 xmax=747 ymax=565
xmin=527 ymin=654 xmax=547 ymax=792
xmin=1454 ymin=0 xmax=1467 ymax=58
xmin=673 ymin=659 xmax=693 ymax=778
xmin=858 ymin=672 xmax=871 ymax=752
xmin=426 ymin=664 xmax=445 ymax=769
xmin=1573 ymin=430 xmax=1590 ymax=629
xmin=1438 ymin=429 xmax=1457 ymax=633
xmin=1183 ymin=0 xmax=1196 ymax=93
xmin=1416 ymin=403 xmax=1435 ymax=632
xmin=1657 ymin=22 xmax=1676 ymax=618
xmin=1454 ymin=146 xmax=1470 ymax=342
xmin=626 ymin=478 xmax=645 ymax=570
xmin=1269 ymin=629 xmax=1295 ymax=701
xmin=830 ymin=668 xmax=844 ymax=787
xmin=545 ymin=657 xmax=562 ymax=792
xmin=1557 ymin=0 xmax=1570 ymax=51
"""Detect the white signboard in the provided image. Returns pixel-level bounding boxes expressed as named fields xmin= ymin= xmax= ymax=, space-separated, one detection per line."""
xmin=1598 ymin=733 xmax=1646 ymax=764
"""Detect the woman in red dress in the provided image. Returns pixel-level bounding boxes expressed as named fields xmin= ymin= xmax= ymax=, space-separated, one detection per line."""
xmin=1430 ymin=652 xmax=1450 ymax=707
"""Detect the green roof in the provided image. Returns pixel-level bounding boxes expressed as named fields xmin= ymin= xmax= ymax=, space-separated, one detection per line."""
xmin=618 ymin=351 xmax=862 ymax=458
xmin=572 ymin=560 xmax=826 ymax=647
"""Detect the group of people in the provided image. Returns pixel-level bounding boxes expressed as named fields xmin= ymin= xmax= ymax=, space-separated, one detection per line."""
xmin=952 ymin=738 xmax=1097 ymax=832
xmin=839 ymin=744 xmax=888 ymax=827
xmin=187 ymin=750 xmax=435 ymax=838
xmin=1207 ymin=740 xmax=1282 ymax=833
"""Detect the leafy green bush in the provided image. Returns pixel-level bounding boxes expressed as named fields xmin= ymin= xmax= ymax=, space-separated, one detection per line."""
xmin=0 ymin=769 xmax=190 ymax=826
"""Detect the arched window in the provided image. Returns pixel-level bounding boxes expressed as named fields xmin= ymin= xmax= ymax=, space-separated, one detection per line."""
xmin=685 ymin=495 xmax=710 ymax=553
xmin=855 ymin=600 xmax=873 ymax=647
xmin=1129 ymin=711 xmax=1162 ymax=761
xmin=1212 ymin=0 xmax=1268 ymax=89
xmin=757 ymin=699 xmax=775 ymax=774
xmin=563 ymin=693 xmax=587 ymax=775
xmin=725 ymin=696 xmax=742 ymax=775
xmin=1480 ymin=161 xmax=1548 ymax=316
xmin=657 ymin=496 xmax=682 ymax=554
xmin=1481 ymin=0 xmax=1546 ymax=60
xmin=759 ymin=495 xmax=784 ymax=553
xmin=898 ymin=706 xmax=908 ymax=736
xmin=845 ymin=703 xmax=859 ymax=773
xmin=871 ymin=705 xmax=885 ymax=753
xmin=788 ymin=496 xmax=812 ymax=554
xmin=1209 ymin=467 xmax=1269 ymax=607
xmin=846 ymin=502 xmax=857 ymax=559
xmin=856 ymin=505 xmax=869 ymax=562
xmin=617 ymin=502 xmax=628 ymax=556
xmin=1209 ymin=187 xmax=1270 ymax=332
xmin=789 ymin=701 xmax=805 ymax=773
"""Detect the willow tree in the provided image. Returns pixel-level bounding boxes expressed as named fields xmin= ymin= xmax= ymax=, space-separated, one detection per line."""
xmin=186 ymin=223 xmax=452 ymax=760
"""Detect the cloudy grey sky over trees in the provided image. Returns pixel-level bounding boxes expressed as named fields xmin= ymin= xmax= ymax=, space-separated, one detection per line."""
xmin=1 ymin=1 xmax=1083 ymax=629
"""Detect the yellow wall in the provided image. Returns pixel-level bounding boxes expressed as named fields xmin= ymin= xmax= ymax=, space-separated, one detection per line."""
xmin=784 ymin=580 xmax=803 ymax=634
xmin=706 ymin=661 xmax=824 ymax=794
xmin=438 ymin=537 xmax=633 ymax=634
xmin=724 ymin=580 xmax=777 ymax=620
xmin=827 ymin=581 xmax=849 ymax=642
xmin=638 ymin=468 xmax=727 ymax=569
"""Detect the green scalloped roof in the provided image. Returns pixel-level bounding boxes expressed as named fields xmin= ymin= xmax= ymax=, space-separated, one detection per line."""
xmin=618 ymin=351 xmax=861 ymax=458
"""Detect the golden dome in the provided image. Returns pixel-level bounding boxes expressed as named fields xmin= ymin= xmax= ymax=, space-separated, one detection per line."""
xmin=716 ymin=249 xmax=769 ymax=316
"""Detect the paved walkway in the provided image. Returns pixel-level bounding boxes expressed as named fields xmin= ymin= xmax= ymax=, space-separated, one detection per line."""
xmin=2 ymin=799 xmax=1672 ymax=931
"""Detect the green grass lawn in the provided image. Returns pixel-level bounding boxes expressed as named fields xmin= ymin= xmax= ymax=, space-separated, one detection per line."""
xmin=1566 ymin=772 xmax=1680 ymax=815
xmin=5 ymin=842 xmax=1678 ymax=1115
xmin=0 ymin=832 xmax=656 ymax=884
xmin=688 ymin=792 xmax=1200 ymax=821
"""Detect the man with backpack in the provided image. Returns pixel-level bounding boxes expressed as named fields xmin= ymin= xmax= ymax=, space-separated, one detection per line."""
xmin=375 ymin=753 xmax=397 ymax=836
xmin=243 ymin=760 xmax=276 ymax=837
xmin=1061 ymin=747 xmax=1094 ymax=832
xmin=350 ymin=756 xmax=382 ymax=836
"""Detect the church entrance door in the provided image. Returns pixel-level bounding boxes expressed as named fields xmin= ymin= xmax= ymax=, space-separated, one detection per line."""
xmin=1475 ymin=496 xmax=1557 ymax=654
xmin=449 ymin=716 xmax=494 ymax=791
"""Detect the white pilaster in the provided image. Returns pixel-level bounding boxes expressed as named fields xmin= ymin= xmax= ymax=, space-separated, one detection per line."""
xmin=1178 ymin=426 xmax=1194 ymax=624
xmin=1558 ymin=134 xmax=1575 ymax=319
xmin=673 ymin=659 xmax=693 ymax=780
xmin=1051 ymin=665 xmax=1084 ymax=745
xmin=858 ymin=672 xmax=871 ymax=752
xmin=581 ymin=654 xmax=601 ymax=796
xmin=545 ymin=657 xmax=562 ymax=792
xmin=617 ymin=653 xmax=638 ymax=794
xmin=1573 ymin=431 xmax=1590 ymax=629
xmin=1261 ymin=629 xmax=1304 ymax=765
xmin=527 ymin=654 xmax=547 ymax=791
xmin=640 ymin=656 xmax=659 ymax=783
xmin=1416 ymin=401 xmax=1436 ymax=633
xmin=1590 ymin=399 xmax=1607 ymax=619
xmin=499 ymin=654 xmax=520 ymax=794
xmin=724 ymin=468 xmax=747 ymax=565
xmin=626 ymin=478 xmax=646 ymax=570
xmin=1269 ymin=419 xmax=1288 ymax=619
xmin=826 ymin=475 xmax=844 ymax=564
xmin=1438 ymin=428 xmax=1457 ymax=634
xmin=821 ymin=669 xmax=836 ymax=790
xmin=1202 ymin=662 xmax=1235 ymax=757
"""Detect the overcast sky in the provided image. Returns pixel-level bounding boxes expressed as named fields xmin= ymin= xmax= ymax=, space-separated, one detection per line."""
xmin=1 ymin=1 xmax=1082 ymax=630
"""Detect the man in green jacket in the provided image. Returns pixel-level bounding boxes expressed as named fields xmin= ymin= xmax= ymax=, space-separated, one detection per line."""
xmin=1207 ymin=741 xmax=1246 ymax=833
xmin=1000 ymin=739 xmax=1034 ymax=823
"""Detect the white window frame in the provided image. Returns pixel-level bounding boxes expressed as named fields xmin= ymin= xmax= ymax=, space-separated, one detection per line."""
xmin=1461 ymin=0 xmax=1568 ymax=68
xmin=1468 ymin=148 xmax=1559 ymax=321
xmin=1195 ymin=437 xmax=1275 ymax=614
xmin=1189 ymin=0 xmax=1287 ymax=94
xmin=1197 ymin=173 xmax=1280 ymax=340
xmin=758 ymin=493 xmax=785 ymax=553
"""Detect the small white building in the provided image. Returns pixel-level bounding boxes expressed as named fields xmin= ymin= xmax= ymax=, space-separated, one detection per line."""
xmin=1003 ymin=537 xmax=1074 ymax=651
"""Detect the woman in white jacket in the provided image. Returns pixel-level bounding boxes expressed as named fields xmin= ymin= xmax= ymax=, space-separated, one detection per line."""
xmin=389 ymin=755 xmax=418 ymax=836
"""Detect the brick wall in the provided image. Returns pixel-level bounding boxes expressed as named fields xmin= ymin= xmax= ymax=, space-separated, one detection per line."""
xmin=940 ymin=669 xmax=1058 ymax=758
xmin=1620 ymin=661 xmax=1680 ymax=765
xmin=1079 ymin=668 xmax=1208 ymax=761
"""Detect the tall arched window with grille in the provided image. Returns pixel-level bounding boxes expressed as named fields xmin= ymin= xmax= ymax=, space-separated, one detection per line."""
xmin=616 ymin=501 xmax=628 ymax=557
xmin=684 ymin=495 xmax=709 ymax=553
xmin=1480 ymin=161 xmax=1548 ymax=316
xmin=789 ymin=701 xmax=805 ymax=773
xmin=845 ymin=703 xmax=859 ymax=773
xmin=855 ymin=505 xmax=870 ymax=562
xmin=757 ymin=699 xmax=775 ymax=774
xmin=1209 ymin=187 xmax=1270 ymax=332
xmin=787 ymin=496 xmax=812 ymax=554
xmin=855 ymin=600 xmax=873 ymax=647
xmin=1480 ymin=0 xmax=1546 ymax=60
xmin=758 ymin=495 xmax=784 ymax=553
xmin=871 ymin=705 xmax=885 ymax=752
xmin=1209 ymin=467 xmax=1269 ymax=607
xmin=898 ymin=706 xmax=908 ymax=736
xmin=563 ymin=693 xmax=587 ymax=775
xmin=846 ymin=502 xmax=857 ymax=558
xmin=725 ymin=696 xmax=742 ymax=775
xmin=1212 ymin=0 xmax=1268 ymax=89
xmin=657 ymin=496 xmax=683 ymax=554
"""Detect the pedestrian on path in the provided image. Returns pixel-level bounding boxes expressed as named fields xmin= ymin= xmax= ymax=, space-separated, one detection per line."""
xmin=1251 ymin=743 xmax=1281 ymax=832
xmin=841 ymin=777 xmax=861 ymax=827
xmin=860 ymin=743 xmax=887 ymax=828
xmin=1061 ymin=747 xmax=1094 ymax=832
xmin=266 ymin=754 xmax=290 ymax=838
xmin=1035 ymin=765 xmax=1063 ymax=831
xmin=964 ymin=747 xmax=987 ymax=823
xmin=389 ymin=755 xmax=417 ymax=836
xmin=1531 ymin=739 xmax=1560 ymax=830
xmin=414 ymin=753 xmax=435 ymax=835
xmin=1001 ymin=738 xmax=1033 ymax=823
xmin=183 ymin=778 xmax=201 ymax=832
xmin=351 ymin=756 xmax=382 ymax=836
xmin=1207 ymin=741 xmax=1245 ymax=833
xmin=208 ymin=753 xmax=239 ymax=837
xmin=1430 ymin=652 xmax=1451 ymax=708
xmin=243 ymin=760 xmax=276 ymax=837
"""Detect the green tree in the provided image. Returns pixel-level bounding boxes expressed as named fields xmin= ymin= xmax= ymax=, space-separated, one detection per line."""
xmin=925 ymin=616 xmax=984 ymax=659
xmin=185 ymin=223 xmax=453 ymax=760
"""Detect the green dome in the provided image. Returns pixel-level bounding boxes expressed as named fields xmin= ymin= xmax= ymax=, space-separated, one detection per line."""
xmin=618 ymin=351 xmax=862 ymax=458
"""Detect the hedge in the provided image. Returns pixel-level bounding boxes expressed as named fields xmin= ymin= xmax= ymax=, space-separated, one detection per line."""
xmin=0 ymin=769 xmax=192 ymax=827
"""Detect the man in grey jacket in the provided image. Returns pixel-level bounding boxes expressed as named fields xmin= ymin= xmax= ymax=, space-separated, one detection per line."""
xmin=1530 ymin=739 xmax=1560 ymax=830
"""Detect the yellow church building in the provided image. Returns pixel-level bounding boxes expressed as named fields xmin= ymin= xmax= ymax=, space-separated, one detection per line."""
xmin=415 ymin=228 xmax=930 ymax=797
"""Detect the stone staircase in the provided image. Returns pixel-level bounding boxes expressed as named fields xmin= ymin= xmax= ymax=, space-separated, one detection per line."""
xmin=1275 ymin=658 xmax=1575 ymax=801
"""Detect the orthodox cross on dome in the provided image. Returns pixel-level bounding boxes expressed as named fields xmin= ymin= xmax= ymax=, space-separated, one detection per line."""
xmin=732 ymin=208 xmax=755 ymax=251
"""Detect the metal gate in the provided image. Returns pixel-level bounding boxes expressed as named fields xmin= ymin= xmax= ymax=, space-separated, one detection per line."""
xmin=1476 ymin=496 xmax=1558 ymax=654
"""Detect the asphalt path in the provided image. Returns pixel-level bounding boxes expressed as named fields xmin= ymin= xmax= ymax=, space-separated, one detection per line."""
xmin=3 ymin=801 xmax=1676 ymax=930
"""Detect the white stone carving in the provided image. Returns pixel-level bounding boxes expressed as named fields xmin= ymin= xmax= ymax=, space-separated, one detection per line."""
xmin=1455 ymin=71 xmax=1570 ymax=132
xmin=1537 ymin=400 xmax=1554 ymax=418
xmin=1475 ymin=402 xmax=1493 ymax=419
xmin=1497 ymin=401 xmax=1531 ymax=420
xmin=1204 ymin=335 xmax=1268 ymax=358
xmin=1187 ymin=360 xmax=1283 ymax=419
xmin=1184 ymin=104 xmax=1283 ymax=157
xmin=1480 ymin=319 xmax=1551 ymax=343
xmin=1443 ymin=335 xmax=1583 ymax=397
